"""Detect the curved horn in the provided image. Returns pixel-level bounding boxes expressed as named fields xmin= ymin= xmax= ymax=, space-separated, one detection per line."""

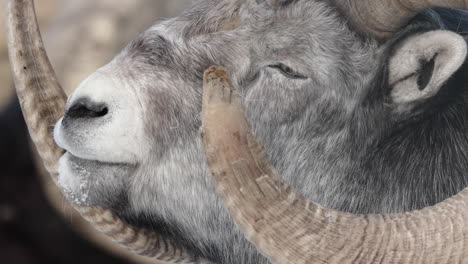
xmin=6 ymin=0 xmax=207 ymax=263
xmin=334 ymin=0 xmax=468 ymax=38
xmin=202 ymin=66 xmax=468 ymax=264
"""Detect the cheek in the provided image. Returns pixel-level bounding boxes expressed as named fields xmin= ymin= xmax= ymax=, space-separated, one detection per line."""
xmin=142 ymin=85 xmax=202 ymax=152
xmin=244 ymin=77 xmax=312 ymax=123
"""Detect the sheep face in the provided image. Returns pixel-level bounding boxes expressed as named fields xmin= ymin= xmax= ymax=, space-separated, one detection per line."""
xmin=52 ymin=0 xmax=468 ymax=262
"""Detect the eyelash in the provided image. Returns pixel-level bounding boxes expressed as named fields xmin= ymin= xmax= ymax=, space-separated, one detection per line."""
xmin=269 ymin=63 xmax=308 ymax=79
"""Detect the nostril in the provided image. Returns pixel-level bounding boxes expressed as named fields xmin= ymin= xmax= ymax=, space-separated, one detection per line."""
xmin=66 ymin=98 xmax=108 ymax=119
xmin=97 ymin=107 xmax=109 ymax=117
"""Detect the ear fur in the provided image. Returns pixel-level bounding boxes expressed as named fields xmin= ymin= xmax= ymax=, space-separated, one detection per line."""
xmin=389 ymin=30 xmax=467 ymax=105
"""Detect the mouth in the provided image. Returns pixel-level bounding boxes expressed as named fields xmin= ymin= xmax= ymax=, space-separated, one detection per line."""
xmin=65 ymin=151 xmax=128 ymax=167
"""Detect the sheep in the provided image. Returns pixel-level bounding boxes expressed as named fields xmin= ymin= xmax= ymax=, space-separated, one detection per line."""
xmin=7 ymin=0 xmax=468 ymax=263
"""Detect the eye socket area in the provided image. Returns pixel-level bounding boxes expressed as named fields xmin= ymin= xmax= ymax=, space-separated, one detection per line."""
xmin=268 ymin=63 xmax=308 ymax=80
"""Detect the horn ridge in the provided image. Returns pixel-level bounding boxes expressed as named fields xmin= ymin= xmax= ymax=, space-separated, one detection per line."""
xmin=7 ymin=0 xmax=67 ymax=178
xmin=333 ymin=0 xmax=468 ymax=39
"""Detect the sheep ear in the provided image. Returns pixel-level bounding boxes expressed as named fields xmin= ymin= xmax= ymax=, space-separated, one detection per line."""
xmin=388 ymin=30 xmax=467 ymax=105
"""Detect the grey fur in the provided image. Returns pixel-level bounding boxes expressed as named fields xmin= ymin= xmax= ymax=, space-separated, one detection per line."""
xmin=53 ymin=1 xmax=468 ymax=263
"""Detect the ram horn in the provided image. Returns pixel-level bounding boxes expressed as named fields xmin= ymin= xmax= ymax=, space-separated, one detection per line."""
xmin=6 ymin=0 xmax=207 ymax=263
xmin=334 ymin=0 xmax=468 ymax=38
xmin=202 ymin=66 xmax=468 ymax=264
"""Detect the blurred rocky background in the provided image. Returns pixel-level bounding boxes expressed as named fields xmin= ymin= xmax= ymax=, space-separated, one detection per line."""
xmin=0 ymin=1 xmax=191 ymax=263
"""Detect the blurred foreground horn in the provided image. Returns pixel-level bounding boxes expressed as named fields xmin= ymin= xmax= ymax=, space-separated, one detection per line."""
xmin=202 ymin=66 xmax=468 ymax=264
xmin=6 ymin=0 xmax=207 ymax=263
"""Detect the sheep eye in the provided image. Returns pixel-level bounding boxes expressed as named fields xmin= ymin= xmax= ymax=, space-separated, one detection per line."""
xmin=269 ymin=63 xmax=307 ymax=79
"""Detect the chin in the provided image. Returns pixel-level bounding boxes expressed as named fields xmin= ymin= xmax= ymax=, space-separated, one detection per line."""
xmin=57 ymin=152 xmax=136 ymax=207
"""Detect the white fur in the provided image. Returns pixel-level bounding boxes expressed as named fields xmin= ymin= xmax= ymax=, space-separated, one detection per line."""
xmin=57 ymin=152 xmax=91 ymax=205
xmin=54 ymin=63 xmax=147 ymax=164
